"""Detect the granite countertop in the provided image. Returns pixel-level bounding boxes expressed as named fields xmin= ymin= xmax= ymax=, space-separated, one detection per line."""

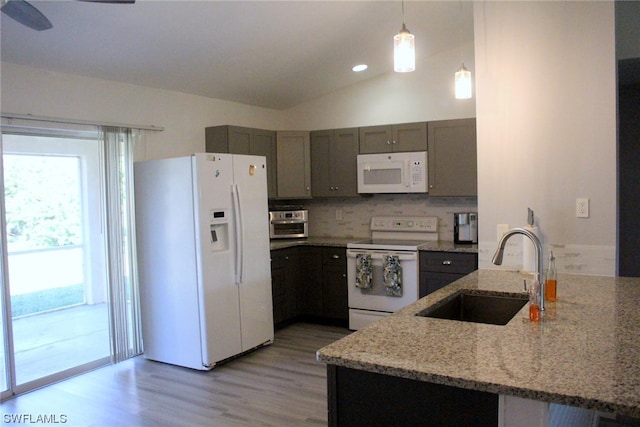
xmin=317 ymin=269 xmax=640 ymax=418
xmin=417 ymin=240 xmax=478 ymax=253
xmin=269 ymin=237 xmax=358 ymax=250
xmin=270 ymin=237 xmax=478 ymax=253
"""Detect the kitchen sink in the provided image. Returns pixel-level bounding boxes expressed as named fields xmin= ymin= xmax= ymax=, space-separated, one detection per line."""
xmin=417 ymin=290 xmax=528 ymax=326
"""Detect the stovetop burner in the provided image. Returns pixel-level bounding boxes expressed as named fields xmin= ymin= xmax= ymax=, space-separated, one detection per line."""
xmin=347 ymin=238 xmax=428 ymax=251
xmin=347 ymin=216 xmax=439 ymax=251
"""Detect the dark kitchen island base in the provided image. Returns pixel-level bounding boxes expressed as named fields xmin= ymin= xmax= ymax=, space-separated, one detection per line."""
xmin=327 ymin=365 xmax=499 ymax=427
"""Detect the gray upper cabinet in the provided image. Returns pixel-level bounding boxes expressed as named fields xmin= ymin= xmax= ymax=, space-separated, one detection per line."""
xmin=249 ymin=129 xmax=278 ymax=197
xmin=359 ymin=122 xmax=427 ymax=153
xmin=206 ymin=119 xmax=476 ymax=199
xmin=206 ymin=125 xmax=259 ymax=154
xmin=427 ymin=118 xmax=477 ymax=196
xmin=276 ymin=131 xmax=311 ymax=199
xmin=205 ymin=125 xmax=277 ymax=197
xmin=311 ymin=128 xmax=359 ymax=198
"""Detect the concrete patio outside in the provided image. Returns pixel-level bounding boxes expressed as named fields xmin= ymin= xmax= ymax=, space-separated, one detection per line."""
xmin=10 ymin=303 xmax=110 ymax=385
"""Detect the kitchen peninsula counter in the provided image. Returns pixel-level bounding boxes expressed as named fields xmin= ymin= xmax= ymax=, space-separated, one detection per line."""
xmin=317 ymin=269 xmax=640 ymax=419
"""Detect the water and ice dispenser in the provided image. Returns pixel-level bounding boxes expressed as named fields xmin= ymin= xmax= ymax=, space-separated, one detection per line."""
xmin=209 ymin=209 xmax=229 ymax=251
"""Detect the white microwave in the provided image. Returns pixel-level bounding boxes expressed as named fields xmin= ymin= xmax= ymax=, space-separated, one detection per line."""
xmin=357 ymin=151 xmax=428 ymax=194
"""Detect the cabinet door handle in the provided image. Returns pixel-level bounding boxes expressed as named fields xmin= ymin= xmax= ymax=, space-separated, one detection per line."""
xmin=342 ymin=274 xmax=346 ymax=278
xmin=442 ymin=260 xmax=452 ymax=265
xmin=335 ymin=186 xmax=339 ymax=190
xmin=392 ymin=140 xmax=397 ymax=144
xmin=285 ymin=256 xmax=289 ymax=261
xmin=331 ymin=254 xmax=340 ymax=259
xmin=386 ymin=140 xmax=391 ymax=145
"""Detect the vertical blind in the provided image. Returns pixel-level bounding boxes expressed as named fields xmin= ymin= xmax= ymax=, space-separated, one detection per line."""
xmin=0 ymin=118 xmax=152 ymax=399
xmin=0 ymin=120 xmax=146 ymax=364
xmin=102 ymin=126 xmax=144 ymax=363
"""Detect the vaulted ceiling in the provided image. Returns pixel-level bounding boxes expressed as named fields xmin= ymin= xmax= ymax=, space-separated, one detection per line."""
xmin=0 ymin=1 xmax=474 ymax=110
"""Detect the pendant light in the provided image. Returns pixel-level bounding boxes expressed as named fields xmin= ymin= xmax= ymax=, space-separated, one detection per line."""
xmin=455 ymin=64 xmax=472 ymax=99
xmin=394 ymin=0 xmax=415 ymax=73
xmin=454 ymin=1 xmax=472 ymax=98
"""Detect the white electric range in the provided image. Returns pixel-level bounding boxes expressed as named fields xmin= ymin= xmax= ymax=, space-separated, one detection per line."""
xmin=346 ymin=216 xmax=438 ymax=330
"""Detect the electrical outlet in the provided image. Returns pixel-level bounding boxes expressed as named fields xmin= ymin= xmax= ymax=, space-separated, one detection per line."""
xmin=576 ymin=198 xmax=589 ymax=218
xmin=335 ymin=209 xmax=343 ymax=221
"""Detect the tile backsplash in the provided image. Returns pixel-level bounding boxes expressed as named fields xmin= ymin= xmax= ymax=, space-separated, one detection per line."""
xmin=272 ymin=195 xmax=615 ymax=277
xmin=289 ymin=194 xmax=478 ymax=240
xmin=478 ymin=241 xmax=616 ymax=277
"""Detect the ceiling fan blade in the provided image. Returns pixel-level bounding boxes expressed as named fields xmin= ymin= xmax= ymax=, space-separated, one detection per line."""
xmin=1 ymin=0 xmax=53 ymax=31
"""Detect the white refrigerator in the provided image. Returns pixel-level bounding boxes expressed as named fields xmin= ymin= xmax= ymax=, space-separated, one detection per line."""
xmin=134 ymin=153 xmax=274 ymax=370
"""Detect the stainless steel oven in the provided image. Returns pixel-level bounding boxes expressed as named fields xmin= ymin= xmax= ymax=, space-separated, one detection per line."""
xmin=269 ymin=210 xmax=308 ymax=239
xmin=347 ymin=216 xmax=438 ymax=330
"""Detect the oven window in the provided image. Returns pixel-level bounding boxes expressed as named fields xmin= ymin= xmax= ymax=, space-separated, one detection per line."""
xmin=363 ymin=168 xmax=402 ymax=185
xmin=273 ymin=223 xmax=305 ymax=235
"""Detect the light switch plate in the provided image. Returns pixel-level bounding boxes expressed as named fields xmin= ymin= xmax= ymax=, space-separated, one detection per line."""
xmin=576 ymin=198 xmax=589 ymax=218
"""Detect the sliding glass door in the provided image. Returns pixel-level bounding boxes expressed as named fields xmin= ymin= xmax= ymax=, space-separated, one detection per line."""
xmin=0 ymin=254 xmax=7 ymax=396
xmin=1 ymin=133 xmax=110 ymax=394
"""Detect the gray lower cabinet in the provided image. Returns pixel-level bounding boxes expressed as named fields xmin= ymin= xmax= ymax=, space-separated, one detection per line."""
xmin=205 ymin=125 xmax=277 ymax=198
xmin=427 ymin=118 xmax=477 ymax=196
xmin=271 ymin=247 xmax=300 ymax=326
xmin=298 ymin=246 xmax=349 ymax=322
xmin=358 ymin=122 xmax=427 ymax=153
xmin=272 ymin=246 xmax=474 ymax=327
xmin=298 ymin=247 xmax=323 ymax=317
xmin=310 ymin=128 xmax=359 ymax=198
xmin=327 ymin=365 xmax=498 ymax=427
xmin=320 ymin=247 xmax=348 ymax=321
xmin=272 ymin=246 xmax=348 ymax=327
xmin=419 ymin=251 xmax=478 ymax=297
xmin=276 ymin=131 xmax=312 ymax=199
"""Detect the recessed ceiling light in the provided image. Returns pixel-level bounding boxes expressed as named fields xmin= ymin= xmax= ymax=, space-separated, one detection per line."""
xmin=352 ymin=64 xmax=368 ymax=72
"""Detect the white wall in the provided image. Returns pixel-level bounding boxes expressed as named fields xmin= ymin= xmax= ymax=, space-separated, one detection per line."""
xmin=279 ymin=41 xmax=478 ymax=241
xmin=474 ymin=1 xmax=617 ymax=276
xmin=0 ymin=63 xmax=286 ymax=161
xmin=285 ymin=40 xmax=476 ymax=130
xmin=1 ymin=41 xmax=479 ymax=244
xmin=3 ymin=2 xmax=619 ymax=277
xmin=0 ymin=38 xmax=475 ymax=158
xmin=1 ymin=38 xmax=475 ymax=158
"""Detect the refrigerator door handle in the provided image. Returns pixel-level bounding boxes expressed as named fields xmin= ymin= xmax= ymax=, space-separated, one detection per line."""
xmin=232 ymin=184 xmax=244 ymax=284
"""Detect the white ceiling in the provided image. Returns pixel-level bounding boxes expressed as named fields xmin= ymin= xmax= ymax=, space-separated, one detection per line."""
xmin=0 ymin=0 xmax=474 ymax=110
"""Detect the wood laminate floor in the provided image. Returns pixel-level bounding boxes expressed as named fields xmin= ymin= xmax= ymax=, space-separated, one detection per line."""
xmin=1 ymin=322 xmax=350 ymax=427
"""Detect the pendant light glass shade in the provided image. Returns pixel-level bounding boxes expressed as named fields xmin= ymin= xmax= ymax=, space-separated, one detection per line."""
xmin=455 ymin=63 xmax=472 ymax=99
xmin=394 ymin=24 xmax=415 ymax=73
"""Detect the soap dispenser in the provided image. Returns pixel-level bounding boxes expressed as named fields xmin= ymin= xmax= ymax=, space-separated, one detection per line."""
xmin=545 ymin=251 xmax=557 ymax=302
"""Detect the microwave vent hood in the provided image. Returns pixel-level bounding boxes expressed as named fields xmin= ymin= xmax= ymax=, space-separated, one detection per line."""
xmin=357 ymin=151 xmax=428 ymax=194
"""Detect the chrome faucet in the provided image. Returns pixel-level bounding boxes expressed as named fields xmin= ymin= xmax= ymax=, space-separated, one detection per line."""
xmin=492 ymin=227 xmax=545 ymax=312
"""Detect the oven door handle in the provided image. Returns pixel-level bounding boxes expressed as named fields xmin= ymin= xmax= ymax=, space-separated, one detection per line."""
xmin=270 ymin=219 xmax=308 ymax=224
xmin=347 ymin=250 xmax=417 ymax=261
